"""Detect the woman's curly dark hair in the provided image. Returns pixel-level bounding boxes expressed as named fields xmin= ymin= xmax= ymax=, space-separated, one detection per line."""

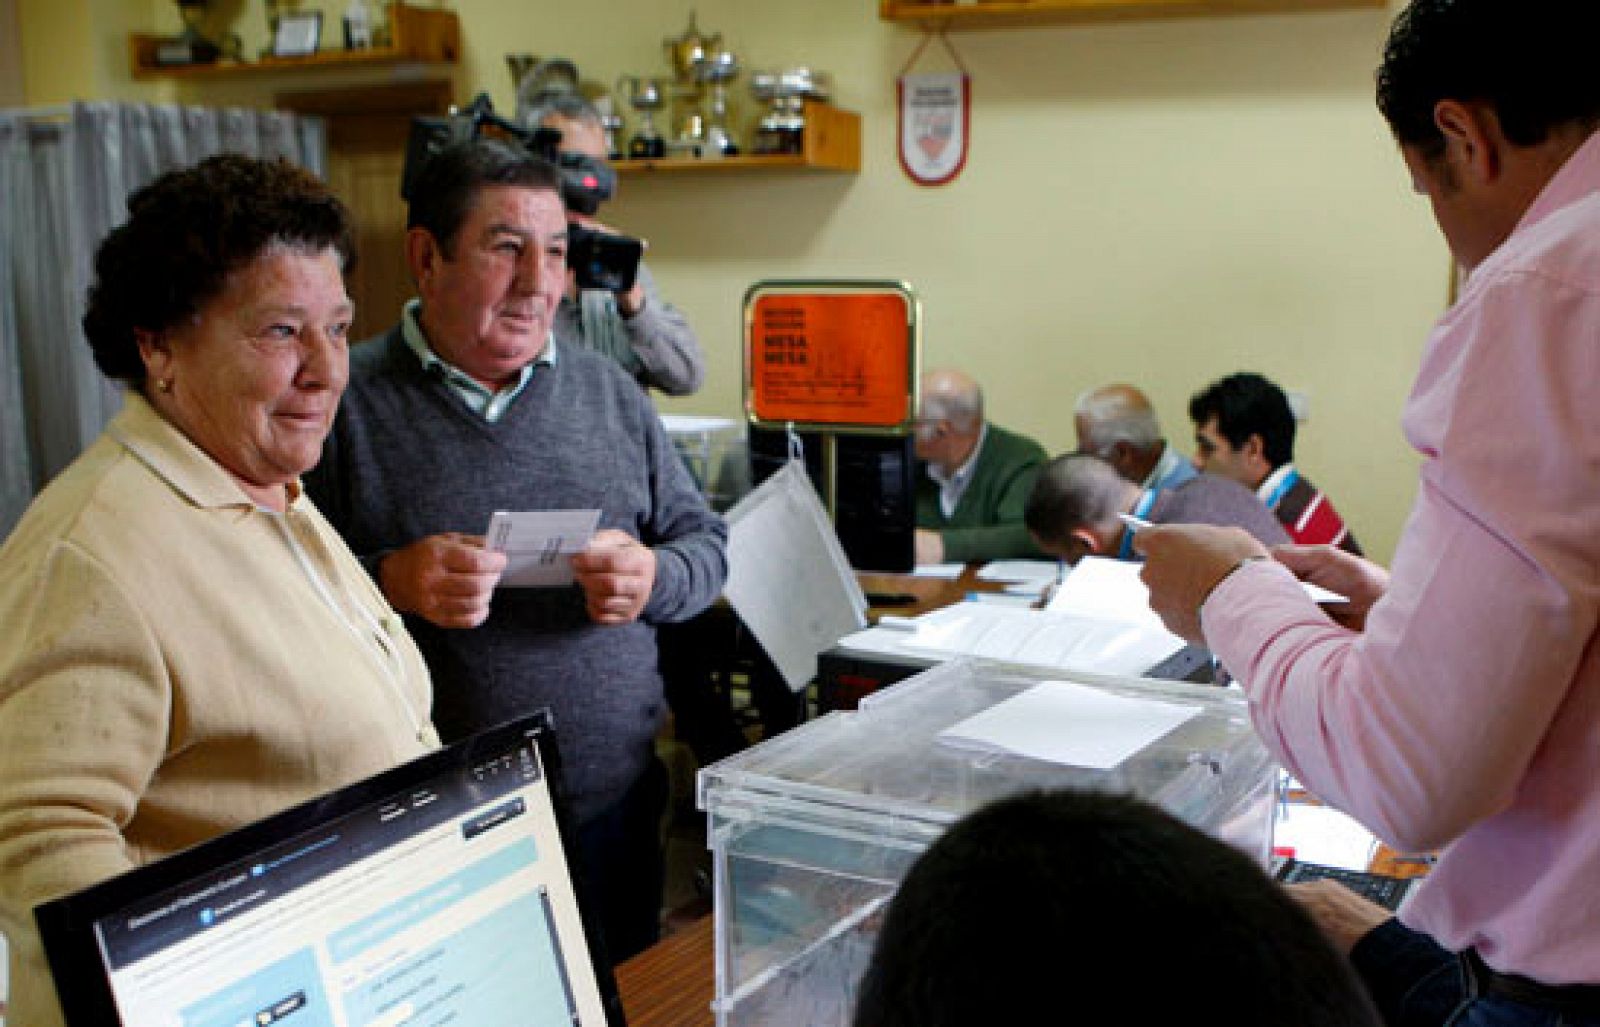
xmin=82 ymin=154 xmax=355 ymax=384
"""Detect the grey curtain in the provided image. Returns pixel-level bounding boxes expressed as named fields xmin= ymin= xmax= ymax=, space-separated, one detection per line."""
xmin=0 ymin=116 xmax=35 ymax=535
xmin=0 ymin=102 xmax=327 ymax=537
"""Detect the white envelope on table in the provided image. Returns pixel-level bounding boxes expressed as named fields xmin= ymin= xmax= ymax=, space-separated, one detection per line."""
xmin=486 ymin=509 xmax=602 ymax=588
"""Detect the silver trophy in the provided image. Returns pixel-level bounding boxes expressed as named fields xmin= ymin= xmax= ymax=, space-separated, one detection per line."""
xmin=750 ymin=68 xmax=833 ymax=155
xmin=695 ymin=50 xmax=741 ymax=157
xmin=663 ymin=12 xmax=720 ymax=149
xmin=617 ymin=76 xmax=669 ymax=159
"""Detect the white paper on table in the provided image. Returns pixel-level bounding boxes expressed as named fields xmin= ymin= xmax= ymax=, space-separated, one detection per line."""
xmin=1045 ymin=556 xmax=1168 ymax=630
xmin=938 ymin=679 xmax=1201 ymax=769
xmin=963 ymin=591 xmax=1037 ymax=609
xmin=894 ymin=603 xmax=1185 ymax=677
xmin=1048 ymin=555 xmax=1347 ymax=622
xmin=835 ymin=621 xmax=920 ymax=654
xmin=723 ymin=460 xmax=869 ymax=692
xmin=975 ymin=559 xmax=1061 ymax=585
xmin=912 ymin=562 xmax=965 ymax=579
xmin=485 ymin=509 xmax=601 ymax=588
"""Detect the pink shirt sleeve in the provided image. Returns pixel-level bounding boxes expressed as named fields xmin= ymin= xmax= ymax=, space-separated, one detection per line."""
xmin=1200 ymin=269 xmax=1600 ymax=855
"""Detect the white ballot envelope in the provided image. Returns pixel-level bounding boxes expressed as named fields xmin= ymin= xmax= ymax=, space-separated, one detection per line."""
xmin=485 ymin=509 xmax=602 ymax=588
xmin=723 ymin=461 xmax=869 ymax=691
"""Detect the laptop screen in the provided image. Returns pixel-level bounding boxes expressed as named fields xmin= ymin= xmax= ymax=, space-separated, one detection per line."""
xmin=36 ymin=713 xmax=622 ymax=1026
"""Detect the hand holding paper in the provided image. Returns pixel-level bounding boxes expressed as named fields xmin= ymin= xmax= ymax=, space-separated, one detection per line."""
xmin=1272 ymin=544 xmax=1389 ymax=630
xmin=1134 ymin=524 xmax=1270 ymax=642
xmin=572 ymin=529 xmax=657 ymax=626
xmin=485 ymin=510 xmax=601 ymax=588
xmin=380 ymin=532 xmax=507 ymax=629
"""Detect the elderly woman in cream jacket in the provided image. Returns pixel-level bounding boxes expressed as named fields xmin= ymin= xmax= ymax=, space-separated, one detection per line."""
xmin=0 ymin=155 xmax=440 ymax=1026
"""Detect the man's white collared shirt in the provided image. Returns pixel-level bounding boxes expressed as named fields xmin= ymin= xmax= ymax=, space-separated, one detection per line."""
xmin=928 ymin=424 xmax=989 ymax=519
xmin=400 ymin=299 xmax=555 ymax=422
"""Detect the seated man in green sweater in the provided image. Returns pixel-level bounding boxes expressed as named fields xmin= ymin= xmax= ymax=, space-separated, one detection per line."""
xmin=913 ymin=368 xmax=1048 ymax=564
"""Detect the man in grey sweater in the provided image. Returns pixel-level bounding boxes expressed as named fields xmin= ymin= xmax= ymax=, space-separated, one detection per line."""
xmin=305 ymin=139 xmax=727 ymax=964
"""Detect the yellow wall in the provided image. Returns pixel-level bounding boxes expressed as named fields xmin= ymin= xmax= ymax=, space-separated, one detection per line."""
xmin=20 ymin=0 xmax=1446 ymax=561
xmin=1 ymin=0 xmax=23 ymax=105
xmin=17 ymin=0 xmax=175 ymax=104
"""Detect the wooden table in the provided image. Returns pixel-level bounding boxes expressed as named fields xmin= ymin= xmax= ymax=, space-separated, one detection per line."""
xmin=858 ymin=564 xmax=1005 ymax=620
xmin=616 ymin=915 xmax=715 ymax=1026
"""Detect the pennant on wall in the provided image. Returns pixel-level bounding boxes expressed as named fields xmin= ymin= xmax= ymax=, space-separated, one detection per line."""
xmin=897 ymin=32 xmax=970 ymax=186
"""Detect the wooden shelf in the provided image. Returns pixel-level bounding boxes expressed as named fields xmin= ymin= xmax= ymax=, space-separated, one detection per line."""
xmin=131 ymin=3 xmax=458 ymax=80
xmin=615 ymin=101 xmax=860 ymax=175
xmin=880 ymin=0 xmax=1386 ymax=28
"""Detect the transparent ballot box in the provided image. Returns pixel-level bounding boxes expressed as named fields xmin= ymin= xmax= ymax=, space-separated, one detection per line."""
xmin=697 ymin=659 xmax=1277 ymax=1026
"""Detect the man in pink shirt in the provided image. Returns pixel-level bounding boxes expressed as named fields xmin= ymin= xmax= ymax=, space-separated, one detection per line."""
xmin=1137 ymin=1 xmax=1600 ymax=1024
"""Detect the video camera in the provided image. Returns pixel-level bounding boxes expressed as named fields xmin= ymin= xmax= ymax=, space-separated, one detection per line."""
xmin=400 ymin=93 xmax=643 ymax=294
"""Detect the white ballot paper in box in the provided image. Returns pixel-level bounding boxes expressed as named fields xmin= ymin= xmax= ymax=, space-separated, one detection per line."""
xmin=938 ymin=679 xmax=1201 ymax=770
xmin=485 ymin=509 xmax=601 ymax=587
xmin=723 ymin=460 xmax=869 ymax=692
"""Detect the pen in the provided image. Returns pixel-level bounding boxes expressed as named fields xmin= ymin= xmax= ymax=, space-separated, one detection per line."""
xmin=1117 ymin=512 xmax=1154 ymax=530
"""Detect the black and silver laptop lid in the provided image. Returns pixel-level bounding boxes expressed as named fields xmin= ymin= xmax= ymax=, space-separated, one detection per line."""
xmin=36 ymin=710 xmax=624 ymax=1025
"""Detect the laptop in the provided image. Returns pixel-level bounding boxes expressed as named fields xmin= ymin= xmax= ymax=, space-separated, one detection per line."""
xmin=35 ymin=711 xmax=625 ymax=1026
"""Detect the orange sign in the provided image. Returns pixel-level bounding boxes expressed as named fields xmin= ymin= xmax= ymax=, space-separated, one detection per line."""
xmin=747 ymin=291 xmax=913 ymax=428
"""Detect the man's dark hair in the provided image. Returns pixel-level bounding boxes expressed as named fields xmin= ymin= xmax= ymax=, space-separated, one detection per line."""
xmin=1377 ymin=0 xmax=1600 ymax=160
xmin=1189 ymin=371 xmax=1294 ymax=469
xmin=81 ymin=154 xmax=353 ymax=385
xmin=404 ymin=137 xmax=562 ymax=258
xmin=853 ymin=790 xmax=1381 ymax=1027
xmin=1024 ymin=453 xmax=1123 ymax=548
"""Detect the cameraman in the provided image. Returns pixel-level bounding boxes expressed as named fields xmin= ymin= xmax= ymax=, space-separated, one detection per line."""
xmin=525 ymin=92 xmax=706 ymax=396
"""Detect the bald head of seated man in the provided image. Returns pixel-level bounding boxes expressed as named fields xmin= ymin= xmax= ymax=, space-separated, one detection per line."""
xmin=1073 ymin=383 xmax=1197 ymax=494
xmin=913 ymin=368 xmax=1048 ymax=565
xmin=1024 ymin=452 xmax=1288 ymax=565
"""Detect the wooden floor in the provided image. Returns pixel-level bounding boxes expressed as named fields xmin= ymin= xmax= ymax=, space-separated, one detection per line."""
xmin=616 ymin=914 xmax=716 ymax=1026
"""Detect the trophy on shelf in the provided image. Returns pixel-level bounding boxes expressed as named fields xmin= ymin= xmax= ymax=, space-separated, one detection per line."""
xmin=599 ymin=104 xmax=625 ymax=161
xmin=616 ymin=76 xmax=669 ymax=160
xmin=694 ymin=49 xmax=741 ymax=157
xmin=750 ymin=68 xmax=833 ymax=155
xmin=155 ymin=0 xmax=224 ymax=66
xmin=506 ymin=53 xmax=539 ymax=92
xmin=662 ymin=12 xmax=721 ymax=153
